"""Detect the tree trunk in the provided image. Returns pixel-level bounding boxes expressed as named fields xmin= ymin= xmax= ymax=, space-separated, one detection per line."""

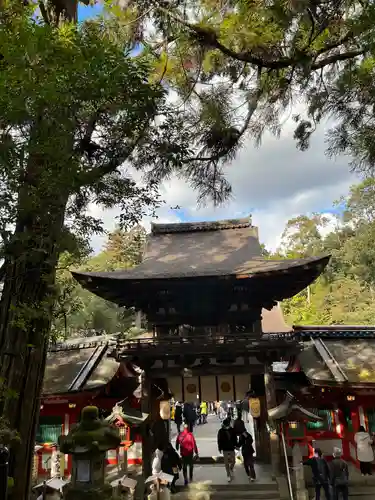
xmin=0 ymin=182 xmax=68 ymax=498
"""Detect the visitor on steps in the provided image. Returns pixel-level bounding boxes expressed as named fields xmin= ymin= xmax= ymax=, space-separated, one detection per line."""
xmin=183 ymin=402 xmax=196 ymax=432
xmin=200 ymin=401 xmax=208 ymax=424
xmin=174 ymin=401 xmax=183 ymax=434
xmin=238 ymin=430 xmax=256 ymax=482
xmin=175 ymin=423 xmax=199 ymax=486
xmin=354 ymin=425 xmax=374 ymax=476
xmin=217 ymin=418 xmax=237 ymax=482
xmin=161 ymin=442 xmax=182 ymax=493
xmin=302 ymin=448 xmax=331 ymax=500
xmin=233 ymin=415 xmax=246 ymax=442
xmin=329 ymin=447 xmax=349 ymax=500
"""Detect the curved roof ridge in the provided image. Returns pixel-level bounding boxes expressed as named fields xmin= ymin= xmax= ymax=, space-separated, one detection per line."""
xmin=151 ymin=216 xmax=253 ymax=234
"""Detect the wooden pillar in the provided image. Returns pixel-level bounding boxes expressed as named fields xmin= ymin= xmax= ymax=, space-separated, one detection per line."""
xmin=141 ymin=372 xmax=152 ymax=480
xmin=264 ymin=364 xmax=281 ymax=478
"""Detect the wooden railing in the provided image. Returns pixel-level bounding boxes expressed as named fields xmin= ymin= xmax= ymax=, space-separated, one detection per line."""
xmin=111 ymin=332 xmax=297 ymax=358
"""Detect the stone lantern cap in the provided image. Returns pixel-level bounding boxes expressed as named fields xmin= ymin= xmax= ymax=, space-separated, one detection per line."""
xmin=59 ymin=406 xmax=121 ymax=454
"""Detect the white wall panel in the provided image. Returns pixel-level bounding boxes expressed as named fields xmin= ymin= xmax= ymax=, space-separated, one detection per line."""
xmin=200 ymin=376 xmax=217 ymax=401
xmin=168 ymin=377 xmax=183 ymax=401
xmin=183 ymin=376 xmax=199 ymax=403
xmin=235 ymin=374 xmax=251 ymax=400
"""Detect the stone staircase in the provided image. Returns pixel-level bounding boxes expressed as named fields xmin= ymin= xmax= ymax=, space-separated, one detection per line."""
xmin=173 ymin=482 xmax=280 ymax=499
xmin=307 ymin=479 xmax=375 ymax=500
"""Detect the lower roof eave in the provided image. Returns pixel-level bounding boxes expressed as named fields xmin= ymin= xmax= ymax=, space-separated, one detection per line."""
xmin=307 ymin=379 xmax=375 ymax=390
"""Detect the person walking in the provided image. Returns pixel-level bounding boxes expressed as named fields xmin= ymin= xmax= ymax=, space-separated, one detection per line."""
xmin=355 ymin=425 xmax=374 ymax=475
xmin=233 ymin=415 xmax=246 ymax=441
xmin=176 ymin=423 xmax=199 ymax=486
xmin=330 ymin=447 xmax=349 ymax=500
xmin=174 ymin=401 xmax=183 ymax=434
xmin=227 ymin=401 xmax=234 ymax=420
xmin=220 ymin=401 xmax=228 ymax=421
xmin=241 ymin=398 xmax=250 ymax=423
xmin=200 ymin=401 xmax=208 ymax=424
xmin=238 ymin=430 xmax=256 ymax=482
xmin=183 ymin=402 xmax=196 ymax=432
xmin=217 ymin=418 xmax=237 ymax=482
xmin=302 ymin=448 xmax=331 ymax=500
xmin=161 ymin=442 xmax=182 ymax=493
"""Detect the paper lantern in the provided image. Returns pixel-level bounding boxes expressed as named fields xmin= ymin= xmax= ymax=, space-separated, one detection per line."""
xmin=249 ymin=397 xmax=261 ymax=418
xmin=159 ymin=401 xmax=170 ymax=420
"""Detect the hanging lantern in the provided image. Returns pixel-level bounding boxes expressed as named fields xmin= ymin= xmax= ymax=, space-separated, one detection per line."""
xmin=159 ymin=401 xmax=170 ymax=420
xmin=249 ymin=397 xmax=261 ymax=418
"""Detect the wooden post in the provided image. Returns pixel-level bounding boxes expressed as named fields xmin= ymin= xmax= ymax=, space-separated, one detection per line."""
xmin=264 ymin=364 xmax=281 ymax=478
xmin=141 ymin=371 xmax=152 ymax=480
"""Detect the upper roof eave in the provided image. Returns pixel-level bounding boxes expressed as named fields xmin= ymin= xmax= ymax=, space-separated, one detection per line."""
xmin=71 ymin=254 xmax=330 ymax=282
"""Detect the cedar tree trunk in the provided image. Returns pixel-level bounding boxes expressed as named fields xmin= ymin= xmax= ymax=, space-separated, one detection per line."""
xmin=0 ymin=174 xmax=68 ymax=498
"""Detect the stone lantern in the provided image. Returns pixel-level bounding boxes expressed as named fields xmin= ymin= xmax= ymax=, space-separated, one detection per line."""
xmin=59 ymin=405 xmax=121 ymax=500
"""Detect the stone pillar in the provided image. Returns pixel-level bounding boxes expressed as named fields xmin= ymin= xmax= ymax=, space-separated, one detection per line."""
xmin=293 ymin=443 xmax=308 ymax=500
xmin=264 ymin=364 xmax=281 ymax=478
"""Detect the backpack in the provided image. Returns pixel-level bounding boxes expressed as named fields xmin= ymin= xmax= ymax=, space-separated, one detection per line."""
xmin=334 ymin=460 xmax=348 ymax=486
xmin=179 ymin=433 xmax=195 ymax=455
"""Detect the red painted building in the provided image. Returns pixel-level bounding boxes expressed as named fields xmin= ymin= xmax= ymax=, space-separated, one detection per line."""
xmin=277 ymin=326 xmax=375 ymax=468
xmin=37 ymin=334 xmax=143 ymax=478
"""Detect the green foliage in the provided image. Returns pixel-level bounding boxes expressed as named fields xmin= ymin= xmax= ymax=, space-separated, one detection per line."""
xmin=52 ymin=226 xmax=146 ymax=339
xmin=275 ymin=178 xmax=375 ymax=325
xmin=0 ymin=379 xmax=20 ymax=446
xmin=108 ymin=0 xmax=375 ymax=175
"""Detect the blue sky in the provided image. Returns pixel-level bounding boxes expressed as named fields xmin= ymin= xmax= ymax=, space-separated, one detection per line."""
xmin=78 ymin=3 xmax=103 ymax=21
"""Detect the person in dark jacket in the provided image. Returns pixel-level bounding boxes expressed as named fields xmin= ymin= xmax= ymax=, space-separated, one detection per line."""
xmin=217 ymin=418 xmax=237 ymax=482
xmin=238 ymin=430 xmax=256 ymax=482
xmin=303 ymin=448 xmax=331 ymax=500
xmin=183 ymin=402 xmax=196 ymax=432
xmin=161 ymin=442 xmax=182 ymax=493
xmin=233 ymin=416 xmax=246 ymax=442
xmin=174 ymin=402 xmax=183 ymax=434
xmin=330 ymin=447 xmax=349 ymax=500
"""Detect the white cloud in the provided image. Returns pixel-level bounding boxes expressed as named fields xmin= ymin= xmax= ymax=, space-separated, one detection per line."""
xmin=89 ymin=115 xmax=357 ymax=253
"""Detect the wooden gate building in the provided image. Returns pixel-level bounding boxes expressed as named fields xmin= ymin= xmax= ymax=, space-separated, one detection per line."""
xmin=72 ymin=217 xmax=329 ymax=476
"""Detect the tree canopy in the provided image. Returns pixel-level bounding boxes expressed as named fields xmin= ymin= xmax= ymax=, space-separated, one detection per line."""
xmin=52 ymin=226 xmax=146 ymax=339
xmin=98 ymin=0 xmax=375 ymax=176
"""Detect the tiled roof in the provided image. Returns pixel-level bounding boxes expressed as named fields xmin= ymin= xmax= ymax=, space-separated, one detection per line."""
xmin=72 ymin=217 xmax=329 ymax=283
xmin=298 ymin=337 xmax=375 ymax=385
xmin=295 ymin=329 xmax=375 ymax=340
xmin=43 ymin=335 xmax=120 ymax=395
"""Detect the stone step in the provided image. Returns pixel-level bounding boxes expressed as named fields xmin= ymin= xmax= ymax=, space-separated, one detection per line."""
xmin=173 ymin=491 xmax=280 ymax=500
xmin=210 ymin=491 xmax=279 ymax=499
xmin=308 ymin=486 xmax=375 ymax=497
xmin=176 ymin=483 xmax=278 ymax=492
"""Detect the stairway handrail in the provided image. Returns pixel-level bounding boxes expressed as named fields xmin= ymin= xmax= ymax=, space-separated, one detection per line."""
xmin=280 ymin=423 xmax=294 ymax=500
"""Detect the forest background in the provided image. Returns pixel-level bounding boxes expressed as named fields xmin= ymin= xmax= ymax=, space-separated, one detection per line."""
xmin=59 ymin=177 xmax=375 ymax=337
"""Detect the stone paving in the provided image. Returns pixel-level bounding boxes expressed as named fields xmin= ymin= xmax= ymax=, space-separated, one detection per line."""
xmin=187 ymin=413 xmax=256 ymax=460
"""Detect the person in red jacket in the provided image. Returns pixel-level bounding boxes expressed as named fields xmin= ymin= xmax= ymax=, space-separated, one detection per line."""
xmin=175 ymin=424 xmax=199 ymax=485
